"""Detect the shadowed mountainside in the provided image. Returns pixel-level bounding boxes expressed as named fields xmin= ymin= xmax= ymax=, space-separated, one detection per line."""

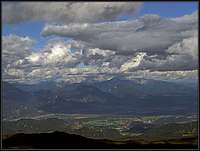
xmin=3 ymin=131 xmax=198 ymax=149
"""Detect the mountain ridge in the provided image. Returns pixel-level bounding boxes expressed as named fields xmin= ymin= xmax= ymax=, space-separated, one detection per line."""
xmin=3 ymin=131 xmax=197 ymax=149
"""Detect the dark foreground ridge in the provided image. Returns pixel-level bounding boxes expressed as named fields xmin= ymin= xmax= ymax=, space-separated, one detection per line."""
xmin=3 ymin=131 xmax=198 ymax=149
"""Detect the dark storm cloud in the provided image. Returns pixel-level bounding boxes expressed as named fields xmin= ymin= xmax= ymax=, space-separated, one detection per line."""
xmin=2 ymin=2 xmax=142 ymax=24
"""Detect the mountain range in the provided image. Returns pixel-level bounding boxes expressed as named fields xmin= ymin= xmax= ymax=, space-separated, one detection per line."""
xmin=2 ymin=77 xmax=197 ymax=119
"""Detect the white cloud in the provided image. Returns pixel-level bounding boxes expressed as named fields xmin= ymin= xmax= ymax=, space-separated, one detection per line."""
xmin=42 ymin=11 xmax=198 ymax=72
xmin=85 ymin=48 xmax=115 ymax=57
xmin=2 ymin=34 xmax=34 ymax=56
xmin=2 ymin=35 xmax=120 ymax=83
xmin=2 ymin=34 xmax=35 ymax=70
xmin=133 ymin=35 xmax=198 ymax=71
xmin=26 ymin=42 xmax=78 ymax=66
xmin=120 ymin=52 xmax=146 ymax=72
xmin=2 ymin=9 xmax=198 ymax=84
xmin=5 ymin=68 xmax=25 ymax=78
xmin=167 ymin=35 xmax=198 ymax=60
xmin=133 ymin=54 xmax=197 ymax=72
xmin=171 ymin=11 xmax=198 ymax=23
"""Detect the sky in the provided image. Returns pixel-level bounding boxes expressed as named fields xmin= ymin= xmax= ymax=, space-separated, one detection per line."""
xmin=2 ymin=2 xmax=198 ymax=84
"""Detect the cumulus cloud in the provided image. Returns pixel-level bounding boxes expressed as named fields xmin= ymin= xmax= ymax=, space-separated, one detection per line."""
xmin=120 ymin=52 xmax=146 ymax=72
xmin=25 ymin=41 xmax=80 ymax=67
xmin=167 ymin=35 xmax=198 ymax=60
xmin=137 ymin=54 xmax=197 ymax=71
xmin=2 ymin=2 xmax=142 ymax=24
xmin=2 ymin=35 xmax=34 ymax=55
xmin=4 ymin=68 xmax=25 ymax=79
xmin=80 ymin=47 xmax=117 ymax=67
xmin=42 ymin=11 xmax=197 ymax=55
xmin=2 ymin=35 xmax=120 ymax=83
xmin=130 ymin=35 xmax=198 ymax=71
xmin=84 ymin=48 xmax=115 ymax=57
xmin=42 ymin=11 xmax=198 ymax=72
xmin=2 ymin=7 xmax=198 ymax=84
xmin=2 ymin=35 xmax=35 ymax=69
